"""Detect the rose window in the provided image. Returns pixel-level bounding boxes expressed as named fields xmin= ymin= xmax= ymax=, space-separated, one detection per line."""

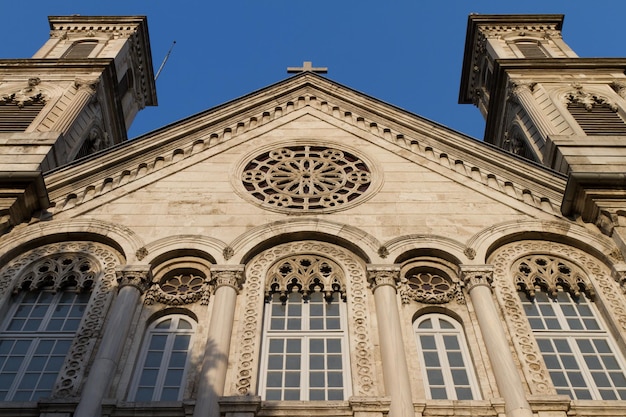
xmin=160 ymin=273 xmax=204 ymax=296
xmin=400 ymin=270 xmax=460 ymax=304
xmin=144 ymin=271 xmax=208 ymax=306
xmin=241 ymin=145 xmax=372 ymax=212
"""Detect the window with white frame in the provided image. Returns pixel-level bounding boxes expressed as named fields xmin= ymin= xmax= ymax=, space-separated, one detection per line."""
xmin=414 ymin=314 xmax=481 ymax=400
xmin=260 ymin=291 xmax=349 ymax=401
xmin=0 ymin=290 xmax=90 ymax=401
xmin=129 ymin=315 xmax=195 ymax=402
xmin=520 ymin=290 xmax=626 ymax=400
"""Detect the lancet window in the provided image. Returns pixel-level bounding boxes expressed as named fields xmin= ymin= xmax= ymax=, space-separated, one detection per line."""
xmin=259 ymin=255 xmax=350 ymax=401
xmin=0 ymin=253 xmax=96 ymax=401
xmin=515 ymin=254 xmax=626 ymax=400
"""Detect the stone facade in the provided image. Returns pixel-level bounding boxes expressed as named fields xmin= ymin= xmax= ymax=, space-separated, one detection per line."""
xmin=0 ymin=13 xmax=626 ymax=417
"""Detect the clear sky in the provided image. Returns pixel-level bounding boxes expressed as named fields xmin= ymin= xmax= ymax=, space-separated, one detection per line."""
xmin=1 ymin=1 xmax=625 ymax=140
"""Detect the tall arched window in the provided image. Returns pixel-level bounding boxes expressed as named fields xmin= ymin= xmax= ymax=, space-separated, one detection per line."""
xmin=414 ymin=314 xmax=480 ymax=400
xmin=259 ymin=255 xmax=349 ymax=401
xmin=515 ymin=255 xmax=626 ymax=400
xmin=129 ymin=315 xmax=196 ymax=402
xmin=0 ymin=254 xmax=95 ymax=401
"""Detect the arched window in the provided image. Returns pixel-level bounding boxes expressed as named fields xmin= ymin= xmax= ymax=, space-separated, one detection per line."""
xmin=129 ymin=315 xmax=195 ymax=402
xmin=62 ymin=41 xmax=98 ymax=59
xmin=0 ymin=254 xmax=95 ymax=401
xmin=414 ymin=314 xmax=480 ymax=400
xmin=259 ymin=255 xmax=349 ymax=401
xmin=515 ymin=255 xmax=626 ymax=400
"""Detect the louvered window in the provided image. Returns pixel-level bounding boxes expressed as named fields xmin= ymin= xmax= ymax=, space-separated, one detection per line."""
xmin=568 ymin=103 xmax=626 ymax=135
xmin=62 ymin=41 xmax=98 ymax=59
xmin=0 ymin=102 xmax=44 ymax=132
xmin=516 ymin=42 xmax=547 ymax=58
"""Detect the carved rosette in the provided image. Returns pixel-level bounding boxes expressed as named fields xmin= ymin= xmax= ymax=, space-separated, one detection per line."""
xmin=489 ymin=240 xmax=626 ymax=396
xmin=460 ymin=266 xmax=494 ymax=292
xmin=144 ymin=272 xmax=211 ymax=306
xmin=116 ymin=265 xmax=151 ymax=293
xmin=233 ymin=242 xmax=378 ymax=397
xmin=0 ymin=78 xmax=46 ymax=107
xmin=0 ymin=242 xmax=121 ymax=398
xmin=399 ymin=271 xmax=463 ymax=304
xmin=367 ymin=266 xmax=400 ymax=292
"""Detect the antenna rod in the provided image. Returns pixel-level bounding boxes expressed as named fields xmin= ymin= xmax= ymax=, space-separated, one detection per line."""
xmin=154 ymin=41 xmax=176 ymax=81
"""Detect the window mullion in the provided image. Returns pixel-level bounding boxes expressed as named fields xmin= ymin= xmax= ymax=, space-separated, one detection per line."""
xmin=435 ymin=333 xmax=456 ymax=399
xmin=6 ymin=336 xmax=39 ymax=400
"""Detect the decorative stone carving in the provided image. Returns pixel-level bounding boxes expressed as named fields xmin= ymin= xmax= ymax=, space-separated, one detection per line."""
xmin=144 ymin=271 xmax=211 ymax=306
xmin=464 ymin=247 xmax=476 ymax=260
xmin=610 ymin=81 xmax=626 ymax=99
xmin=213 ymin=267 xmax=244 ymax=292
xmin=135 ymin=246 xmax=148 ymax=261
xmin=0 ymin=77 xmax=46 ymax=107
xmin=12 ymin=253 xmax=97 ymax=293
xmin=223 ymin=246 xmax=234 ymax=261
xmin=74 ymin=78 xmax=99 ymax=95
xmin=377 ymin=246 xmax=389 ymax=259
xmin=460 ymin=266 xmax=494 ymax=292
xmin=490 ymin=240 xmax=626 ymax=396
xmin=116 ymin=265 xmax=151 ymax=293
xmin=367 ymin=266 xmax=400 ymax=292
xmin=512 ymin=254 xmax=592 ymax=298
xmin=399 ymin=271 xmax=463 ymax=304
xmin=0 ymin=242 xmax=121 ymax=398
xmin=233 ymin=241 xmax=377 ymax=397
xmin=240 ymin=145 xmax=373 ymax=213
xmin=265 ymin=255 xmax=346 ymax=300
xmin=565 ymin=84 xmax=618 ymax=111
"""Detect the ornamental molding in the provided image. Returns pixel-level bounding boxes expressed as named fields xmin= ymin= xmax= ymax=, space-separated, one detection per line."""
xmin=46 ymin=86 xmax=564 ymax=221
xmin=0 ymin=77 xmax=47 ymax=107
xmin=232 ymin=241 xmax=378 ymax=397
xmin=144 ymin=272 xmax=211 ymax=306
xmin=0 ymin=241 xmax=121 ymax=398
xmin=489 ymin=240 xmax=626 ymax=396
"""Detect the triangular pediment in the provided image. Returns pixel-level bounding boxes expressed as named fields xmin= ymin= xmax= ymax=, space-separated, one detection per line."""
xmin=44 ymin=73 xmax=567 ymax=219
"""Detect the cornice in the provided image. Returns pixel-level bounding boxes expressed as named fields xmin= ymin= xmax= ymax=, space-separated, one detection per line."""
xmin=43 ymin=74 xmax=566 ymax=220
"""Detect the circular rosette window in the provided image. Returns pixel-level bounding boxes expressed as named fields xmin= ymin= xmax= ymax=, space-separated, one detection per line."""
xmin=401 ymin=268 xmax=459 ymax=304
xmin=240 ymin=145 xmax=374 ymax=213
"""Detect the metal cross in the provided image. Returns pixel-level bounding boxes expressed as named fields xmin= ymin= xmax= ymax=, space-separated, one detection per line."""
xmin=287 ymin=61 xmax=328 ymax=74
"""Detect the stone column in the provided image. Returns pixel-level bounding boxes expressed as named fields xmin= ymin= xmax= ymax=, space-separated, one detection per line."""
xmin=51 ymin=78 xmax=99 ymax=133
xmin=508 ymin=81 xmax=558 ymax=139
xmin=193 ymin=265 xmax=244 ymax=417
xmin=461 ymin=266 xmax=533 ymax=417
xmin=367 ymin=265 xmax=413 ymax=417
xmin=74 ymin=265 xmax=151 ymax=417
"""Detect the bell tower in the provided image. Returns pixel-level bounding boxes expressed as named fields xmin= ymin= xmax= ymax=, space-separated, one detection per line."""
xmin=0 ymin=15 xmax=157 ymax=230
xmin=460 ymin=14 xmax=626 ymax=254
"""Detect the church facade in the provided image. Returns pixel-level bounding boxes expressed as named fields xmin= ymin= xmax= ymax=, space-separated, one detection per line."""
xmin=1 ymin=13 xmax=626 ymax=417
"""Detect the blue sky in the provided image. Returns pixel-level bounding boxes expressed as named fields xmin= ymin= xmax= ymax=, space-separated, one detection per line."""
xmin=1 ymin=1 xmax=625 ymax=140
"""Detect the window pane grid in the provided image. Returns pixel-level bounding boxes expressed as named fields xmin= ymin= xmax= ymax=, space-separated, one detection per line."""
xmin=0 ymin=291 xmax=89 ymax=402
xmin=262 ymin=291 xmax=349 ymax=401
xmin=521 ymin=290 xmax=626 ymax=400
xmin=414 ymin=315 xmax=480 ymax=400
xmin=130 ymin=316 xmax=194 ymax=402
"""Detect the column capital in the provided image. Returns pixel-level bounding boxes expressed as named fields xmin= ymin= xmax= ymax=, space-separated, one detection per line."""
xmin=367 ymin=264 xmax=401 ymax=292
xmin=115 ymin=264 xmax=152 ymax=293
xmin=460 ymin=265 xmax=494 ymax=292
xmin=74 ymin=77 xmax=100 ymax=94
xmin=211 ymin=265 xmax=245 ymax=292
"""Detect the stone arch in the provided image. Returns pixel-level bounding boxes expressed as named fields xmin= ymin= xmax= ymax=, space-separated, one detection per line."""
xmin=0 ymin=241 xmax=123 ymax=398
xmin=0 ymin=219 xmax=145 ymax=267
xmin=466 ymin=219 xmax=619 ymax=265
xmin=230 ymin=218 xmax=380 ymax=264
xmin=384 ymin=234 xmax=469 ymax=265
xmin=230 ymin=240 xmax=379 ymax=398
xmin=487 ymin=240 xmax=626 ymax=396
xmin=143 ymin=235 xmax=223 ymax=264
